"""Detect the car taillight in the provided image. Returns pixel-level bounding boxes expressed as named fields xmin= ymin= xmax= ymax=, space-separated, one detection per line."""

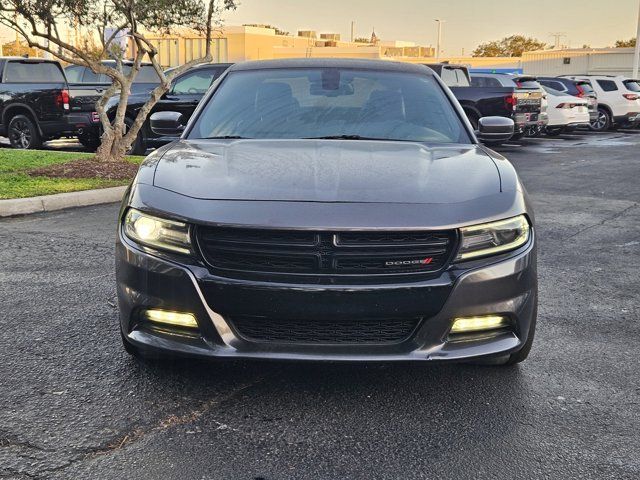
xmin=56 ymin=90 xmax=70 ymax=110
xmin=504 ymin=94 xmax=517 ymax=111
xmin=556 ymin=103 xmax=580 ymax=109
xmin=623 ymin=93 xmax=639 ymax=101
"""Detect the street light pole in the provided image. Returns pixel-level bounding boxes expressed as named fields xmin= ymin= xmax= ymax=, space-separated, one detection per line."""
xmin=435 ymin=19 xmax=445 ymax=60
xmin=633 ymin=0 xmax=640 ymax=78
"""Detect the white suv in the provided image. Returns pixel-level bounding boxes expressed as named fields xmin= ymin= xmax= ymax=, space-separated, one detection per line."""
xmin=561 ymin=75 xmax=640 ymax=131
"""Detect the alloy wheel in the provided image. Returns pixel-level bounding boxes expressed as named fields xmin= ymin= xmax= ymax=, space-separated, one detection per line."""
xmin=9 ymin=119 xmax=32 ymax=149
xmin=591 ymin=111 xmax=608 ymax=131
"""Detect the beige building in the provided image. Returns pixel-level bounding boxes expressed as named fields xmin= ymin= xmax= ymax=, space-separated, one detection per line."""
xmin=140 ymin=25 xmax=439 ymax=66
xmin=522 ymin=47 xmax=637 ymax=76
xmin=137 ymin=25 xmax=520 ymax=72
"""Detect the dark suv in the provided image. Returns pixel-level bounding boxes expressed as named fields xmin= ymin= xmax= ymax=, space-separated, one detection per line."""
xmin=107 ymin=63 xmax=232 ymax=153
xmin=0 ymin=57 xmax=72 ymax=149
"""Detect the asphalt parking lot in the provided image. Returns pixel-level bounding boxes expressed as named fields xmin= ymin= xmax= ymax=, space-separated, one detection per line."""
xmin=1 ymin=131 xmax=639 ymax=479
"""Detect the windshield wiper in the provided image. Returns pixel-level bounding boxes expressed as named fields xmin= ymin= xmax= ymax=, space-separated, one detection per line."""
xmin=205 ymin=135 xmax=251 ymax=139
xmin=304 ymin=135 xmax=409 ymax=141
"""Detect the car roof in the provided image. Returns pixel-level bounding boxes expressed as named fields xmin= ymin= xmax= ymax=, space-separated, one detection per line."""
xmin=561 ymin=74 xmax=625 ymax=80
xmin=424 ymin=63 xmax=467 ymax=69
xmin=187 ymin=62 xmax=234 ymax=71
xmin=228 ymin=58 xmax=434 ymax=75
xmin=0 ymin=56 xmax=60 ymax=63
xmin=538 ymin=76 xmax=572 ymax=81
xmin=101 ymin=59 xmax=154 ymax=67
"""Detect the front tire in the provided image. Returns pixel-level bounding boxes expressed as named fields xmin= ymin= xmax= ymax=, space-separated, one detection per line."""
xmin=8 ymin=115 xmax=42 ymax=149
xmin=590 ymin=107 xmax=611 ymax=131
xmin=524 ymin=125 xmax=542 ymax=138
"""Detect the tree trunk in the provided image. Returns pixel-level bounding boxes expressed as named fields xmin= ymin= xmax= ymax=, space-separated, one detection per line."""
xmin=95 ymin=127 xmax=129 ymax=163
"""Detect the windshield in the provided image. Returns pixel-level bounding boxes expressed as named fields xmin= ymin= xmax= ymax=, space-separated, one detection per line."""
xmin=124 ymin=65 xmax=161 ymax=84
xmin=513 ymin=77 xmax=542 ymax=89
xmin=576 ymin=81 xmax=595 ymax=94
xmin=440 ymin=67 xmax=471 ymax=87
xmin=623 ymin=80 xmax=640 ymax=92
xmin=542 ymin=86 xmax=564 ymax=96
xmin=189 ymin=68 xmax=470 ymax=144
xmin=5 ymin=61 xmax=65 ymax=83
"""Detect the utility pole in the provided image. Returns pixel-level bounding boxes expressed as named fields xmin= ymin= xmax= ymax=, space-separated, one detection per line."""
xmin=351 ymin=21 xmax=355 ymax=43
xmin=549 ymin=32 xmax=567 ymax=49
xmin=633 ymin=0 xmax=640 ymax=78
xmin=435 ymin=19 xmax=445 ymax=60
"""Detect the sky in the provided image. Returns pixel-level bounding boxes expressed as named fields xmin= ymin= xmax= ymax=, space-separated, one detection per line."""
xmin=221 ymin=0 xmax=640 ymax=54
xmin=1 ymin=0 xmax=638 ymax=54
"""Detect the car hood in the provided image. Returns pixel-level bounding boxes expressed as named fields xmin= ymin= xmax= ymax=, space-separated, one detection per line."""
xmin=151 ymin=139 xmax=500 ymax=204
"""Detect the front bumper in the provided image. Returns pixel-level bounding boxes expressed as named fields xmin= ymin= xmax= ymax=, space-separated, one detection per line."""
xmin=116 ymin=228 xmax=537 ymax=362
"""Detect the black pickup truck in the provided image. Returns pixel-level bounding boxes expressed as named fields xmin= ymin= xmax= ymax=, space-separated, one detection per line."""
xmin=0 ymin=57 xmax=74 ymax=149
xmin=65 ymin=61 xmax=162 ymax=148
xmin=425 ymin=64 xmax=545 ymax=138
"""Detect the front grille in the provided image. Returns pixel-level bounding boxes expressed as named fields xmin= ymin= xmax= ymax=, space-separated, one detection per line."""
xmin=230 ymin=315 xmax=421 ymax=344
xmin=196 ymin=227 xmax=456 ymax=279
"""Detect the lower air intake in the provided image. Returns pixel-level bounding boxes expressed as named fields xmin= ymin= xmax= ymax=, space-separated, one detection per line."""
xmin=230 ymin=316 xmax=422 ymax=345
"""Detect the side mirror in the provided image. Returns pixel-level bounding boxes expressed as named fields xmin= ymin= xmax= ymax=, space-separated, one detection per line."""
xmin=476 ymin=116 xmax=515 ymax=143
xmin=150 ymin=111 xmax=186 ymax=137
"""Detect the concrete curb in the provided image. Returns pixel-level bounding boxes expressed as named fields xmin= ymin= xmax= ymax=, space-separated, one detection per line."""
xmin=0 ymin=186 xmax=127 ymax=217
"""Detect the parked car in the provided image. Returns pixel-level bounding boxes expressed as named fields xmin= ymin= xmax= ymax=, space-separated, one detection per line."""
xmin=117 ymin=59 xmax=537 ymax=366
xmin=0 ymin=57 xmax=74 ymax=149
xmin=537 ymin=76 xmax=598 ymax=123
xmin=472 ymin=73 xmax=548 ymax=138
xmin=428 ymin=65 xmax=544 ymax=142
xmin=541 ymin=85 xmax=590 ymax=135
xmin=65 ymin=60 xmax=163 ymax=149
xmin=560 ymin=75 xmax=640 ymax=131
xmin=426 ymin=65 xmax=545 ymax=141
xmin=100 ymin=63 xmax=232 ymax=154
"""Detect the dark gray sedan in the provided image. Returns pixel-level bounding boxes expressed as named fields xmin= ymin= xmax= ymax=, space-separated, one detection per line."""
xmin=116 ymin=59 xmax=536 ymax=365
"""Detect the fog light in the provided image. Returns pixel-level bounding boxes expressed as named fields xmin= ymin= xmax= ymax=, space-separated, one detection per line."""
xmin=143 ymin=309 xmax=198 ymax=329
xmin=450 ymin=315 xmax=509 ymax=334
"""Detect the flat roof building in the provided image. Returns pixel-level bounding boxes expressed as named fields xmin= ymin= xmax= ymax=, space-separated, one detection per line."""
xmin=522 ymin=47 xmax=637 ymax=77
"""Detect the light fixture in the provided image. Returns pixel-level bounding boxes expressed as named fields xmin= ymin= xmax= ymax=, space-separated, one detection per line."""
xmin=450 ymin=315 xmax=510 ymax=334
xmin=456 ymin=215 xmax=530 ymax=261
xmin=123 ymin=208 xmax=191 ymax=254
xmin=143 ymin=309 xmax=198 ymax=329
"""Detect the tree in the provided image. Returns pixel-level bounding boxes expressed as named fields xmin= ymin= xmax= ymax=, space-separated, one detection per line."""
xmin=473 ymin=35 xmax=546 ymax=57
xmin=0 ymin=0 xmax=237 ymax=162
xmin=615 ymin=38 xmax=636 ymax=48
xmin=354 ymin=37 xmax=371 ymax=44
xmin=1 ymin=39 xmax=37 ymax=57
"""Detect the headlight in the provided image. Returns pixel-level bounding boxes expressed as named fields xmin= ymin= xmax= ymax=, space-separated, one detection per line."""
xmin=123 ymin=209 xmax=191 ymax=254
xmin=456 ymin=215 xmax=530 ymax=261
